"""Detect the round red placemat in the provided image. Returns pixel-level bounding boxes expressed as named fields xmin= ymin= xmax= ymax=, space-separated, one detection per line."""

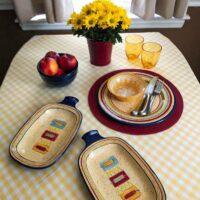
xmin=88 ymin=69 xmax=184 ymax=135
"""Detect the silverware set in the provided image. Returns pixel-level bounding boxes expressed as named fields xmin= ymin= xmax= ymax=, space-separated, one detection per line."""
xmin=131 ymin=76 xmax=163 ymax=116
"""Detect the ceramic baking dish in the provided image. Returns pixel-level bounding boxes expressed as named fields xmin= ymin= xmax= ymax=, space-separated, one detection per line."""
xmin=10 ymin=96 xmax=82 ymax=168
xmin=79 ymin=130 xmax=166 ymax=200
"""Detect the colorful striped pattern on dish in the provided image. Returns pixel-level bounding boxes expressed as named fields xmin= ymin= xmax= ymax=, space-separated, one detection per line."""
xmin=98 ymin=72 xmax=175 ymax=126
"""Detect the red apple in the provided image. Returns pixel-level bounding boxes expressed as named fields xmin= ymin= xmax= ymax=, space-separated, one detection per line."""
xmin=58 ymin=54 xmax=77 ymax=72
xmin=45 ymin=51 xmax=60 ymax=61
xmin=56 ymin=68 xmax=65 ymax=76
xmin=39 ymin=57 xmax=58 ymax=76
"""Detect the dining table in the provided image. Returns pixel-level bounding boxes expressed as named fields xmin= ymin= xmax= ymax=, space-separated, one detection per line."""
xmin=0 ymin=32 xmax=200 ymax=200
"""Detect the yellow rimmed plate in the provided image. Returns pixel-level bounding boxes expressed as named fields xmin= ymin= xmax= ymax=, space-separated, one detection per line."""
xmin=98 ymin=72 xmax=175 ymax=126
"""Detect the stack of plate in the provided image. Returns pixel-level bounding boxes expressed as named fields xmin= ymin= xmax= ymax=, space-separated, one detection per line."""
xmin=98 ymin=71 xmax=175 ymax=126
xmin=88 ymin=69 xmax=183 ymax=135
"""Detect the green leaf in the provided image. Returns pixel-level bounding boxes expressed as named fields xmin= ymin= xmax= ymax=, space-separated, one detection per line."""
xmin=72 ymin=25 xmax=124 ymax=44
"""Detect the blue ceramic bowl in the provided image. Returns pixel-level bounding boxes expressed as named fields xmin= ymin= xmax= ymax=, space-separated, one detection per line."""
xmin=37 ymin=54 xmax=78 ymax=87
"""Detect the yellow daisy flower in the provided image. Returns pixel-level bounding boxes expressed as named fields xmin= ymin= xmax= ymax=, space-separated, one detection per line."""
xmin=118 ymin=8 xmax=127 ymax=21
xmin=81 ymin=4 xmax=93 ymax=16
xmin=121 ymin=17 xmax=132 ymax=30
xmin=67 ymin=12 xmax=77 ymax=25
xmin=84 ymin=14 xmax=97 ymax=29
xmin=101 ymin=0 xmax=114 ymax=13
xmin=91 ymin=2 xmax=104 ymax=13
xmin=109 ymin=5 xmax=117 ymax=14
xmin=96 ymin=11 xmax=105 ymax=21
xmin=69 ymin=13 xmax=83 ymax=30
xmin=98 ymin=18 xmax=108 ymax=29
xmin=112 ymin=9 xmax=121 ymax=23
xmin=106 ymin=14 xmax=119 ymax=28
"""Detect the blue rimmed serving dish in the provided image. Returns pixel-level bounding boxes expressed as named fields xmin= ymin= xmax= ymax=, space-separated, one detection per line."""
xmin=10 ymin=96 xmax=82 ymax=168
xmin=79 ymin=130 xmax=166 ymax=200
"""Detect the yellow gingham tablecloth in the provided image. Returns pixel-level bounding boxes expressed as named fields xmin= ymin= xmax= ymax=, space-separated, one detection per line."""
xmin=0 ymin=33 xmax=200 ymax=199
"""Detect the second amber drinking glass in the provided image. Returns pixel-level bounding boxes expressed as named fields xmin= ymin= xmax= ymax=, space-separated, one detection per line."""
xmin=141 ymin=42 xmax=162 ymax=69
xmin=125 ymin=35 xmax=144 ymax=62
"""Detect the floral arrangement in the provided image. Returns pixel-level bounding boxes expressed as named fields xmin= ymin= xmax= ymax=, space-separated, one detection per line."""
xmin=67 ymin=0 xmax=132 ymax=44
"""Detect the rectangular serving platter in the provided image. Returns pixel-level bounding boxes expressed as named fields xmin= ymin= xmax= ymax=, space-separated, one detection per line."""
xmin=10 ymin=96 xmax=82 ymax=168
xmin=79 ymin=130 xmax=166 ymax=200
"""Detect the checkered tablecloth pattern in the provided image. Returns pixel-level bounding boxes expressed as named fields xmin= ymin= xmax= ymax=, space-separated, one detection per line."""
xmin=0 ymin=33 xmax=200 ymax=199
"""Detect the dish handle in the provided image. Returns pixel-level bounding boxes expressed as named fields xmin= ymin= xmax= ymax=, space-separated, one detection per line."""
xmin=60 ymin=96 xmax=79 ymax=108
xmin=82 ymin=130 xmax=104 ymax=147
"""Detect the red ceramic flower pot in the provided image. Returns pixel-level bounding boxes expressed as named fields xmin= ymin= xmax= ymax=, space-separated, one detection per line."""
xmin=87 ymin=39 xmax=113 ymax=66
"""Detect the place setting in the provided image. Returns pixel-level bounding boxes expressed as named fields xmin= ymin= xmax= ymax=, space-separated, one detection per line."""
xmin=98 ymin=72 xmax=173 ymax=126
xmin=88 ymin=34 xmax=183 ymax=135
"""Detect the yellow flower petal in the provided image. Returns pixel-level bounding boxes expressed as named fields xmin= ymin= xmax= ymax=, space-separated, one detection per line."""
xmin=69 ymin=13 xmax=83 ymax=30
xmin=98 ymin=19 xmax=108 ymax=29
xmin=106 ymin=14 xmax=119 ymax=28
xmin=121 ymin=17 xmax=132 ymax=30
xmin=81 ymin=4 xmax=93 ymax=16
xmin=84 ymin=14 xmax=97 ymax=29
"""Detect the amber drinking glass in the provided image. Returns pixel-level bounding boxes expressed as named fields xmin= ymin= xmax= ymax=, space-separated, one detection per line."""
xmin=141 ymin=42 xmax=162 ymax=69
xmin=125 ymin=35 xmax=144 ymax=62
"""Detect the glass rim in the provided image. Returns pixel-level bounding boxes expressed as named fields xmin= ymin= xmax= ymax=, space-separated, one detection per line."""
xmin=142 ymin=42 xmax=162 ymax=53
xmin=125 ymin=34 xmax=144 ymax=44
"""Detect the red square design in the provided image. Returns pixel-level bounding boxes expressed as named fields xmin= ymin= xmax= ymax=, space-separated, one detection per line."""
xmin=41 ymin=130 xmax=59 ymax=141
xmin=109 ymin=171 xmax=129 ymax=187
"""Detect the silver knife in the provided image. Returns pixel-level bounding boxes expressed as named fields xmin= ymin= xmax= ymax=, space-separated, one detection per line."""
xmin=131 ymin=76 xmax=159 ymax=116
xmin=139 ymin=76 xmax=159 ymax=116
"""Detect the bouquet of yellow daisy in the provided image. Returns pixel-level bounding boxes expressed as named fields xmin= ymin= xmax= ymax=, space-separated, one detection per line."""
xmin=67 ymin=0 xmax=132 ymax=44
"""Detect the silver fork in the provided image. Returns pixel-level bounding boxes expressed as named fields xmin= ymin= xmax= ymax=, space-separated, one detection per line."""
xmin=139 ymin=82 xmax=163 ymax=116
